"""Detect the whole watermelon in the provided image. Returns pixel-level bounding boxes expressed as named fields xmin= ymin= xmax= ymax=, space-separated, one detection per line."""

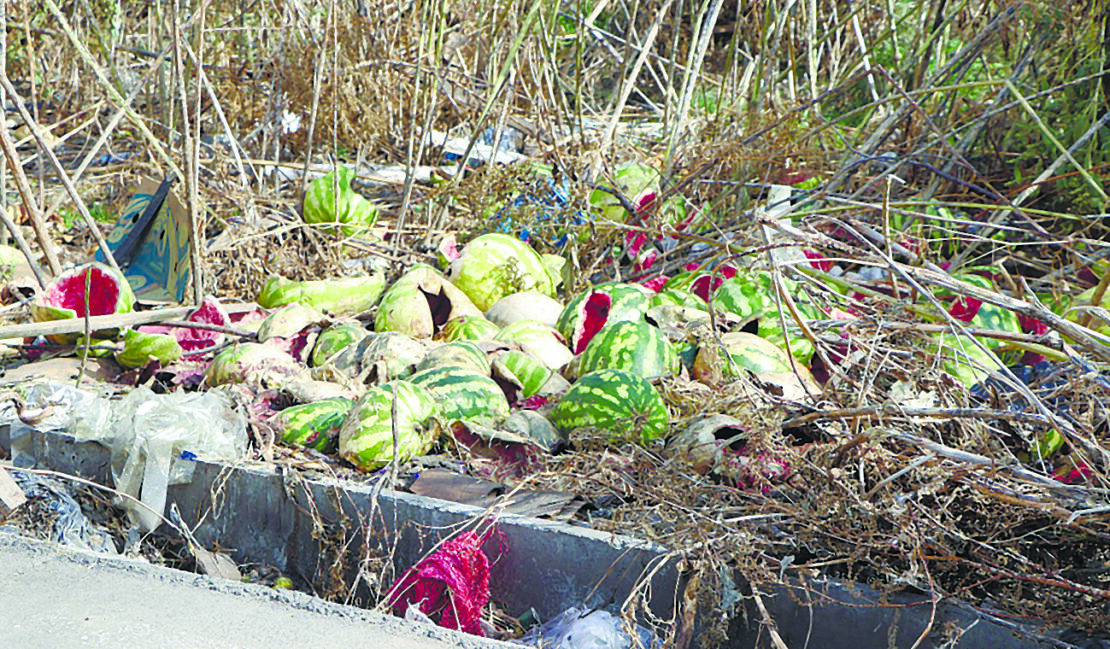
xmin=550 ymin=369 xmax=669 ymax=443
xmin=339 ymin=381 xmax=439 ymax=470
xmin=577 ymin=320 xmax=679 ymax=379
xmin=275 ymin=397 xmax=354 ymax=452
xmin=407 ymin=366 xmax=510 ymax=425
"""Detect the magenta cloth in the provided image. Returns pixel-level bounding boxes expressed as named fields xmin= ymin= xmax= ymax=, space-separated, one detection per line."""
xmin=389 ymin=530 xmax=492 ymax=636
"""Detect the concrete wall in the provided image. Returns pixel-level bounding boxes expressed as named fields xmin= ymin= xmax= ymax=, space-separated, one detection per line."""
xmin=1 ymin=421 xmax=1072 ymax=649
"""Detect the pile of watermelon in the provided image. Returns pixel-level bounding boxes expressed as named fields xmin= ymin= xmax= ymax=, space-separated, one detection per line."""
xmin=24 ymin=164 xmax=1062 ymax=482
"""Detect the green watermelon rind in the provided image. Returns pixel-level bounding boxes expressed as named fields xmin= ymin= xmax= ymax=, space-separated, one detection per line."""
xmin=578 ymin=320 xmax=679 ymax=379
xmin=555 ymin=282 xmax=653 ymax=343
xmin=407 ymin=366 xmax=510 ymax=425
xmin=310 ymin=322 xmax=368 ymax=367
xmin=550 ymin=368 xmax=669 ymax=443
xmin=339 ymin=381 xmax=439 ymax=470
xmin=275 ymin=397 xmax=354 ymax=452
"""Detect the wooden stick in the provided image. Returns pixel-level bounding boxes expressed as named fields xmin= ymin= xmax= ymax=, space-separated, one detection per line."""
xmin=0 ymin=106 xmax=62 ymax=277
xmin=0 ymin=308 xmax=192 ymax=340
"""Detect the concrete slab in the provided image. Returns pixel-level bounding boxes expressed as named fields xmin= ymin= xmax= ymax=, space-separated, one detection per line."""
xmin=0 ymin=532 xmax=514 ymax=649
xmin=0 ymin=421 xmax=1082 ymax=648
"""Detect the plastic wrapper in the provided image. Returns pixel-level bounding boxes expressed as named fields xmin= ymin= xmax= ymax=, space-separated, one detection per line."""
xmin=6 ymin=382 xmax=247 ymax=532
xmin=518 ymin=607 xmax=662 ymax=649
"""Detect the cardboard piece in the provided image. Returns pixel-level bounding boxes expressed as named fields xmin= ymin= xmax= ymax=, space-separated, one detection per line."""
xmin=0 ymin=466 xmax=27 ymax=520
xmin=97 ymin=177 xmax=192 ymax=303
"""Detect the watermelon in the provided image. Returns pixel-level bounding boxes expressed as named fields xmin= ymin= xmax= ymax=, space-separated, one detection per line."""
xmin=310 ymin=322 xmax=367 ymax=367
xmin=115 ymin=328 xmax=184 ymax=369
xmin=491 ymin=350 xmax=555 ymax=400
xmin=315 ymin=331 xmax=431 ymax=385
xmin=936 ymin=333 xmax=999 ymax=388
xmin=205 ymin=343 xmax=307 ymax=387
xmin=416 ymin=340 xmax=491 ymax=375
xmin=375 ymin=264 xmax=483 ymax=339
xmin=555 ymin=283 xmax=653 ymax=353
xmin=303 ymin=166 xmax=380 ymax=237
xmin=494 ymin=320 xmax=573 ymax=370
xmin=31 ymin=263 xmax=135 ymax=343
xmin=447 ymin=233 xmax=559 ymax=311
xmin=588 ymin=162 xmax=660 ymax=223
xmin=407 ymin=366 xmax=510 ymax=425
xmin=275 ymin=397 xmax=354 ymax=452
xmin=485 ymin=291 xmax=564 ymax=329
xmin=438 ymin=315 xmax=500 ymax=342
xmin=257 ymin=274 xmax=386 ymax=316
xmin=257 ymin=303 xmax=325 ymax=342
xmin=693 ymin=332 xmax=819 ymax=399
xmin=338 ymin=381 xmax=439 ymax=470
xmin=550 ymin=369 xmax=669 ymax=443
xmin=577 ymin=320 xmax=679 ymax=379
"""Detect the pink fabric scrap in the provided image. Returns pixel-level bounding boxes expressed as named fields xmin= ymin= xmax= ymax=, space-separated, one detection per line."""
xmin=389 ymin=530 xmax=492 ymax=636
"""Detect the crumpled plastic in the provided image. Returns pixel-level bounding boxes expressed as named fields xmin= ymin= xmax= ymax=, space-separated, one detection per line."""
xmin=6 ymin=382 xmax=247 ymax=532
xmin=8 ymin=472 xmax=118 ymax=555
xmin=518 ymin=607 xmax=664 ymax=649
xmin=77 ymin=387 xmax=246 ymax=532
xmin=388 ymin=530 xmax=492 ymax=636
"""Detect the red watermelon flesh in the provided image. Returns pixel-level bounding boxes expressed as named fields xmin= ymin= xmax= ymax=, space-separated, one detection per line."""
xmin=42 ymin=265 xmax=122 ymax=317
xmin=572 ymin=291 xmax=612 ymax=354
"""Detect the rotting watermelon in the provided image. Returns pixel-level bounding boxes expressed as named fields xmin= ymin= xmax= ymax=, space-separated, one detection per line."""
xmin=407 ymin=366 xmax=510 ymax=425
xmin=303 ymin=166 xmax=380 ymax=237
xmin=555 ymin=283 xmax=653 ymax=353
xmin=138 ymin=295 xmax=232 ymax=353
xmin=577 ymin=320 xmax=679 ymax=379
xmin=550 ymin=368 xmax=669 ymax=443
xmin=416 ymin=340 xmax=491 ymax=375
xmin=115 ymin=328 xmax=184 ymax=369
xmin=310 ymin=322 xmax=367 ymax=367
xmin=257 ymin=274 xmax=386 ymax=316
xmin=693 ymin=332 xmax=819 ymax=400
xmin=447 ymin=233 xmax=559 ymax=311
xmin=484 ymin=290 xmax=564 ymax=329
xmin=339 ymin=381 xmax=439 ymax=470
xmin=375 ymin=264 xmax=483 ymax=339
xmin=275 ymin=397 xmax=354 ymax=453
xmin=494 ymin=320 xmax=573 ymax=370
xmin=205 ymin=342 xmax=307 ymax=387
xmin=490 ymin=350 xmax=555 ymax=402
xmin=31 ymin=263 xmax=135 ymax=343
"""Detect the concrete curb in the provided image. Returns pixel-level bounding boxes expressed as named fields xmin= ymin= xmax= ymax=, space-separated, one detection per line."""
xmin=0 ymin=423 xmax=1083 ymax=648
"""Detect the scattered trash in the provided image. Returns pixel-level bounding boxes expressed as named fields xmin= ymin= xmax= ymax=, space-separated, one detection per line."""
xmin=5 ymin=471 xmax=118 ymax=555
xmin=517 ymin=606 xmax=663 ymax=649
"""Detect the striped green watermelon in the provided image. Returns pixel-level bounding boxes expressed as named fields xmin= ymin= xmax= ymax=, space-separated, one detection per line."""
xmin=339 ymin=381 xmax=439 ymax=470
xmin=310 ymin=322 xmax=367 ymax=367
xmin=447 ymin=233 xmax=559 ymax=311
xmin=491 ymin=350 xmax=553 ymax=399
xmin=275 ymin=397 xmax=354 ymax=452
xmin=303 ymin=166 xmax=380 ymax=237
xmin=577 ymin=320 xmax=679 ymax=379
xmin=555 ymin=283 xmax=653 ymax=353
xmin=407 ymin=366 xmax=510 ymax=425
xmin=438 ymin=315 xmax=500 ymax=342
xmin=550 ymin=368 xmax=669 ymax=443
xmin=416 ymin=340 xmax=490 ymax=375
